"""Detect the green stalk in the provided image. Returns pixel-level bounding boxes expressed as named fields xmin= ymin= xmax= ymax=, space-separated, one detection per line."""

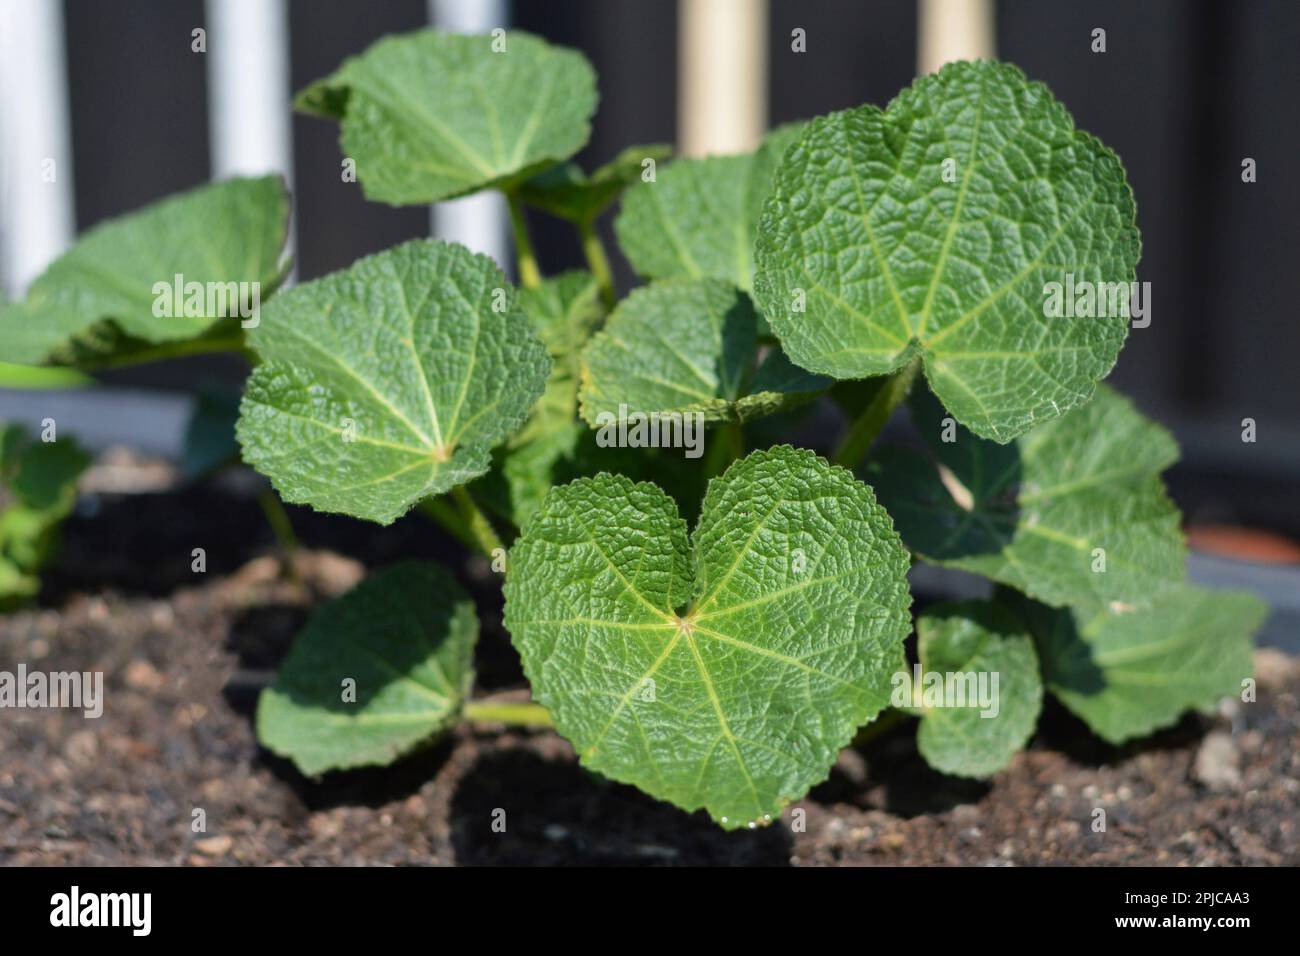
xmin=703 ymin=420 xmax=744 ymax=478
xmin=506 ymin=192 xmax=542 ymax=290
xmin=833 ymin=357 xmax=922 ymax=468
xmin=578 ymin=219 xmax=617 ymax=309
xmin=78 ymin=334 xmax=249 ymax=372
xmin=463 ymin=699 xmax=554 ymax=728
xmin=452 ymin=485 xmax=504 ymax=558
xmin=0 ymin=361 xmax=93 ymax=390
xmin=418 ymin=496 xmax=481 ymax=554
xmin=257 ymin=489 xmax=299 ymax=557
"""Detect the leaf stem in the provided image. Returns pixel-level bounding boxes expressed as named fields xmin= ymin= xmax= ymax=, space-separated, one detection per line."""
xmin=833 ymin=357 xmax=922 ymax=468
xmin=463 ymin=699 xmax=553 ymax=728
xmin=256 ymin=489 xmax=299 ymax=556
xmin=703 ymin=420 xmax=744 ymax=477
xmin=418 ymin=496 xmax=481 ymax=553
xmin=506 ymin=191 xmax=542 ymax=290
xmin=76 ymin=334 xmax=250 ymax=371
xmin=0 ymin=361 xmax=93 ymax=390
xmin=578 ymin=219 xmax=617 ymax=309
xmin=452 ymin=485 xmax=504 ymax=558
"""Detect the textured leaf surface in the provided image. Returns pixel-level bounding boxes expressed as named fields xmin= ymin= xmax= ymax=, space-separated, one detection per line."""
xmin=867 ymin=385 xmax=1185 ymax=607
xmin=504 ymin=446 xmax=912 ymax=828
xmin=913 ymin=601 xmax=1041 ymax=778
xmin=257 ymin=563 xmax=477 ymax=774
xmin=578 ymin=279 xmax=828 ymax=427
xmin=299 ymin=30 xmax=597 ymax=204
xmin=753 ymin=60 xmax=1140 ymax=441
xmin=476 ymin=271 xmax=604 ymax=527
xmin=0 ymin=177 xmax=288 ymax=365
xmin=614 ymin=123 xmax=806 ymax=291
xmin=237 ymin=239 xmax=550 ymax=524
xmin=520 ymin=144 xmax=672 ymax=223
xmin=1013 ymin=586 xmax=1263 ymax=744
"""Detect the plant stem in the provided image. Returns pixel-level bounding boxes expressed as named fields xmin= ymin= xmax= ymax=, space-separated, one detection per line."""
xmin=417 ymin=496 xmax=481 ymax=553
xmin=452 ymin=485 xmax=504 ymax=558
xmin=833 ymin=357 xmax=922 ymax=468
xmin=80 ymin=334 xmax=249 ymax=371
xmin=0 ymin=361 xmax=93 ymax=389
xmin=463 ymin=699 xmax=554 ymax=728
xmin=703 ymin=420 xmax=744 ymax=477
xmin=579 ymin=219 xmax=616 ymax=309
xmin=257 ymin=489 xmax=299 ymax=557
xmin=506 ymin=192 xmax=542 ymax=290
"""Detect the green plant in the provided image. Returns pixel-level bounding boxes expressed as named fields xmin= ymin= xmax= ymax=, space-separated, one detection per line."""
xmin=0 ymin=423 xmax=89 ymax=605
xmin=0 ymin=32 xmax=1264 ymax=830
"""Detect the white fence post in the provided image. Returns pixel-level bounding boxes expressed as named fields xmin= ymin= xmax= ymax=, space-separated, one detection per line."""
xmin=205 ymin=0 xmax=295 ymax=272
xmin=428 ymin=0 xmax=510 ymax=273
xmin=0 ymin=0 xmax=77 ymax=297
xmin=677 ymin=0 xmax=769 ymax=157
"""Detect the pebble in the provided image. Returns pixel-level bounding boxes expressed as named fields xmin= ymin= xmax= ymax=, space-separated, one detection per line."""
xmin=194 ymin=835 xmax=232 ymax=857
xmin=1193 ymin=731 xmax=1241 ymax=791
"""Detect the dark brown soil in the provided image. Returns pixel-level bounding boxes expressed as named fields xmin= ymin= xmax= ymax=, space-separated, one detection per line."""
xmin=1 ymin=474 xmax=1297 ymax=866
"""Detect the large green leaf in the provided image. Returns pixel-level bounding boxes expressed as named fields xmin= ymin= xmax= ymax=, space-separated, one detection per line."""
xmin=753 ymin=60 xmax=1141 ymax=442
xmin=578 ymin=279 xmax=828 ymax=427
xmin=520 ymin=144 xmax=672 ymax=224
xmin=237 ymin=239 xmax=551 ymax=524
xmin=614 ymin=123 xmax=806 ymax=292
xmin=257 ymin=563 xmax=477 ymax=774
xmin=1012 ymin=585 xmax=1263 ymax=745
xmin=911 ymin=600 xmax=1042 ymax=778
xmin=504 ymin=445 xmax=912 ymax=828
xmin=0 ymin=176 xmax=288 ymax=366
xmin=298 ymin=29 xmax=597 ymax=204
xmin=867 ymin=384 xmax=1185 ymax=608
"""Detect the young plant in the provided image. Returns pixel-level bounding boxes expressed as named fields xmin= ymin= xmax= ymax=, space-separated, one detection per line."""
xmin=0 ymin=31 xmax=1264 ymax=830
xmin=0 ymin=423 xmax=89 ymax=606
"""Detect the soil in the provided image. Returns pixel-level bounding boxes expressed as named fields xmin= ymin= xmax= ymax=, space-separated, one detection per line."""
xmin=1 ymin=466 xmax=1297 ymax=866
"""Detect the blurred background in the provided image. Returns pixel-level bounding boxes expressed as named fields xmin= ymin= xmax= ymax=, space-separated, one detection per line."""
xmin=1 ymin=0 xmax=1297 ymax=637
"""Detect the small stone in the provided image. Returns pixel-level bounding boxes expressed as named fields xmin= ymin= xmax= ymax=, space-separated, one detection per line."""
xmin=64 ymin=730 xmax=98 ymax=766
xmin=124 ymin=659 xmax=164 ymax=691
xmin=1194 ymin=731 xmax=1241 ymax=792
xmin=194 ymin=835 xmax=232 ymax=857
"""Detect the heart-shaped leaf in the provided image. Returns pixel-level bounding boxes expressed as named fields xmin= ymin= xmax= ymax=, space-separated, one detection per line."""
xmin=298 ymin=30 xmax=597 ymax=204
xmin=520 ymin=144 xmax=672 ymax=224
xmin=578 ymin=279 xmax=829 ymax=427
xmin=503 ymin=445 xmax=912 ymax=828
xmin=257 ymin=562 xmax=477 ymax=774
xmin=237 ymin=239 xmax=551 ymax=524
xmin=0 ymin=176 xmax=289 ymax=366
xmin=910 ymin=600 xmax=1042 ymax=778
xmin=867 ymin=384 xmax=1185 ymax=607
xmin=1011 ymin=585 xmax=1263 ymax=744
xmin=614 ymin=123 xmax=806 ymax=292
xmin=753 ymin=60 xmax=1140 ymax=442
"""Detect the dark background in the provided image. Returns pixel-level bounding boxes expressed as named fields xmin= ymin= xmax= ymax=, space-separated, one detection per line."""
xmin=50 ymin=0 xmax=1300 ymax=536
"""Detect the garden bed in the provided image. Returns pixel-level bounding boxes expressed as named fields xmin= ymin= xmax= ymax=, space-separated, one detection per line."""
xmin=1 ymin=467 xmax=1296 ymax=866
